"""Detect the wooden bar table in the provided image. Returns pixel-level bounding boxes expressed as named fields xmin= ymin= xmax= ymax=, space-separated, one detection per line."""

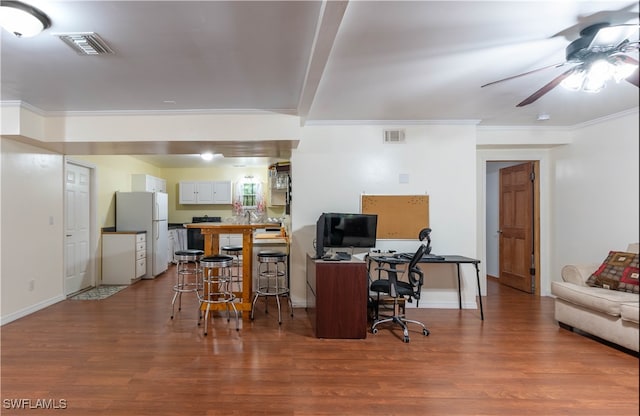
xmin=185 ymin=223 xmax=286 ymax=319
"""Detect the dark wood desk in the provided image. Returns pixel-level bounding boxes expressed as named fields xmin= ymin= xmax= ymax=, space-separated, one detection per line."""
xmin=370 ymin=254 xmax=484 ymax=320
xmin=306 ymin=255 xmax=368 ymax=339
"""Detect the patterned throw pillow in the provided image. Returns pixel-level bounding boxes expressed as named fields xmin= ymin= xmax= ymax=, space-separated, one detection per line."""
xmin=586 ymin=251 xmax=639 ymax=294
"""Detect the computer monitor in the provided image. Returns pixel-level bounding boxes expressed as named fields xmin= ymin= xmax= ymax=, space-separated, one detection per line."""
xmin=315 ymin=212 xmax=378 ymax=258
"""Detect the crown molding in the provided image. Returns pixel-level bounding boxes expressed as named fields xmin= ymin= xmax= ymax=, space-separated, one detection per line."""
xmin=303 ymin=119 xmax=482 ymax=126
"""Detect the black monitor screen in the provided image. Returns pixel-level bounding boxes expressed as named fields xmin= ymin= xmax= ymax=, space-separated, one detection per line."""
xmin=321 ymin=213 xmax=378 ymax=249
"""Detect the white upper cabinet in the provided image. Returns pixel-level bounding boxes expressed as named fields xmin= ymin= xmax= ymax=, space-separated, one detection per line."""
xmin=179 ymin=181 xmax=232 ymax=204
xmin=211 ymin=180 xmax=232 ymax=204
xmin=132 ymin=174 xmax=166 ymax=192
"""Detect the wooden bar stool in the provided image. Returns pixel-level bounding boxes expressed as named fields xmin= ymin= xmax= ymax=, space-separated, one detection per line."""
xmin=198 ymin=255 xmax=239 ymax=335
xmin=171 ymin=249 xmax=204 ymax=319
xmin=250 ymin=251 xmax=293 ymax=324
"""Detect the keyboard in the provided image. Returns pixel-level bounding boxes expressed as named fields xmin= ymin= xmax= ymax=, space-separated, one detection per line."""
xmin=398 ymin=252 xmax=445 ymax=261
xmin=322 ymin=251 xmax=352 ymax=261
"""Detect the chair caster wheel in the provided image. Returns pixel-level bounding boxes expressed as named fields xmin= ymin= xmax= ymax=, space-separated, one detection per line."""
xmin=372 ymin=328 xmax=378 ymax=334
xmin=423 ymin=329 xmax=430 ymax=336
xmin=403 ymin=336 xmax=410 ymax=343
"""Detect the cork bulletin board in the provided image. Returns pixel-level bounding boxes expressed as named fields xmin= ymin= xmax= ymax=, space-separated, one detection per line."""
xmin=361 ymin=195 xmax=429 ymax=239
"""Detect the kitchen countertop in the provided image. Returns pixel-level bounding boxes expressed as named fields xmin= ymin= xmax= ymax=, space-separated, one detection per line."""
xmin=184 ymin=222 xmax=279 ymax=228
xmin=102 ymin=230 xmax=146 ymax=235
xmin=185 ymin=222 xmax=288 ymax=241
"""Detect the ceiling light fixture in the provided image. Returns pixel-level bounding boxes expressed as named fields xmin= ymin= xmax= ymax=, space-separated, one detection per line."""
xmin=561 ymin=58 xmax=638 ymax=93
xmin=0 ymin=0 xmax=51 ymax=38
xmin=200 ymin=153 xmax=223 ymax=161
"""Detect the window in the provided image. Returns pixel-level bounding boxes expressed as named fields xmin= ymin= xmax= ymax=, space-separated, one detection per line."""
xmin=242 ymin=182 xmax=258 ymax=208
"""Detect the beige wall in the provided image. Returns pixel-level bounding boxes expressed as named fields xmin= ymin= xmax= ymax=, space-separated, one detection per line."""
xmin=71 ymin=155 xmax=162 ymax=227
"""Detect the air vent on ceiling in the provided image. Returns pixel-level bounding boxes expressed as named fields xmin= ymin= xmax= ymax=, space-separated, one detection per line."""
xmin=383 ymin=129 xmax=405 ymax=143
xmin=57 ymin=32 xmax=113 ymax=55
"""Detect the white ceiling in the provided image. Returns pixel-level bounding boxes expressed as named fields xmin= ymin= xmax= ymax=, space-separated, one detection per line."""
xmin=1 ymin=1 xmax=638 ymax=167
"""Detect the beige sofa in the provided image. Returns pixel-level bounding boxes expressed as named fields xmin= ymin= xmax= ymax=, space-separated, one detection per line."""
xmin=552 ymin=243 xmax=639 ymax=352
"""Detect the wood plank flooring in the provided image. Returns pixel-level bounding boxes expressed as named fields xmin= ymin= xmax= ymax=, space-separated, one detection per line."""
xmin=1 ymin=267 xmax=638 ymax=415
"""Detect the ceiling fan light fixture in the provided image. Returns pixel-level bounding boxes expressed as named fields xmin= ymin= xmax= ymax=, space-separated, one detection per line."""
xmin=612 ymin=61 xmax=638 ymax=83
xmin=582 ymin=78 xmax=606 ymax=93
xmin=0 ymin=0 xmax=51 ymax=37
xmin=582 ymin=59 xmax=612 ymax=93
xmin=560 ymin=70 xmax=586 ymax=91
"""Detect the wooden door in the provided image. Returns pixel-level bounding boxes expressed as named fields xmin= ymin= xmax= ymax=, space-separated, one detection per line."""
xmin=64 ymin=162 xmax=93 ymax=295
xmin=499 ymin=162 xmax=535 ymax=293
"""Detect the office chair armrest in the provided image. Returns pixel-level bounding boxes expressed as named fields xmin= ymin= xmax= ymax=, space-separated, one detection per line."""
xmin=374 ymin=267 xmax=405 ymax=279
xmin=408 ymin=268 xmax=424 ymax=289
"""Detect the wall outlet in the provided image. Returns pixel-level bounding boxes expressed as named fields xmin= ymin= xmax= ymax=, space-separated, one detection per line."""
xmin=28 ymin=279 xmax=35 ymax=291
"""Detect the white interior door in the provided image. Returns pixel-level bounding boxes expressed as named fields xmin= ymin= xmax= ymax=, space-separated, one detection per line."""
xmin=65 ymin=162 xmax=92 ymax=294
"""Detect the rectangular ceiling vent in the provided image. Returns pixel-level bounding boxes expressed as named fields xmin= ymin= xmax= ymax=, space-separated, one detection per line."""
xmin=383 ymin=129 xmax=406 ymax=143
xmin=58 ymin=33 xmax=114 ymax=55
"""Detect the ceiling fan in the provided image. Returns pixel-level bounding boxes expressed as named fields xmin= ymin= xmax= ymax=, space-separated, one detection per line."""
xmin=482 ymin=22 xmax=639 ymax=107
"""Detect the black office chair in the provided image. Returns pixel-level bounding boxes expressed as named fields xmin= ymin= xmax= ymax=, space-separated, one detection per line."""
xmin=418 ymin=227 xmax=432 ymax=254
xmin=370 ymin=243 xmax=430 ymax=343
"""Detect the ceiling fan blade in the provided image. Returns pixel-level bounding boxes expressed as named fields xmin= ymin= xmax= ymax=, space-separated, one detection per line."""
xmin=625 ymin=67 xmax=639 ymax=87
xmin=516 ymin=68 xmax=577 ymax=107
xmin=481 ymin=62 xmax=567 ymax=88
xmin=610 ymin=53 xmax=639 ymax=66
xmin=552 ymin=4 xmax=639 ymax=40
xmin=588 ymin=24 xmax=639 ymax=50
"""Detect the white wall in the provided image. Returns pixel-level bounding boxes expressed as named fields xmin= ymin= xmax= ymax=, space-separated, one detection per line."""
xmin=2 ymin=109 xmax=638 ymax=323
xmin=551 ymin=112 xmax=639 ymax=275
xmin=291 ymin=123 xmax=479 ymax=309
xmin=1 ymin=138 xmax=65 ymax=324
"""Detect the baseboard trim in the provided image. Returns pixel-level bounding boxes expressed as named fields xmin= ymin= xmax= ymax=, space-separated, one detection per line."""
xmin=0 ymin=295 xmax=65 ymax=326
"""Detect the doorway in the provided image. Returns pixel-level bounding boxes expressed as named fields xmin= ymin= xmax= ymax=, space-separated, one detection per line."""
xmin=64 ymin=159 xmax=96 ymax=295
xmin=486 ymin=160 xmax=540 ymax=295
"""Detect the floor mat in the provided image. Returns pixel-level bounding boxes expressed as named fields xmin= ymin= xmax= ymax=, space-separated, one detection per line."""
xmin=69 ymin=285 xmax=127 ymax=300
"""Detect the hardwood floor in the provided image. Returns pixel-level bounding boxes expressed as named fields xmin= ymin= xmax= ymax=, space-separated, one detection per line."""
xmin=1 ymin=267 xmax=638 ymax=415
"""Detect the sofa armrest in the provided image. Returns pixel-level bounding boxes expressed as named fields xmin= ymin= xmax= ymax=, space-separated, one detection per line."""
xmin=561 ymin=264 xmax=600 ymax=286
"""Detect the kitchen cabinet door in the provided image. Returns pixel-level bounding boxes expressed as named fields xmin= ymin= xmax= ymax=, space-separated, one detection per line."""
xmin=212 ymin=181 xmax=232 ymax=204
xmin=132 ymin=174 xmax=166 ymax=192
xmin=179 ymin=181 xmax=230 ymax=204
xmin=102 ymin=232 xmax=146 ymax=284
xmin=179 ymin=181 xmax=213 ymax=204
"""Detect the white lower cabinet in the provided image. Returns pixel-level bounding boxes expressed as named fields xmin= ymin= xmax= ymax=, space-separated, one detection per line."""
xmin=102 ymin=231 xmax=147 ymax=285
xmin=219 ymin=234 xmax=243 ymax=251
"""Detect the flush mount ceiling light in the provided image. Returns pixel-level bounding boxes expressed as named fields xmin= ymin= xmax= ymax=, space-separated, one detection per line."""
xmin=0 ymin=0 xmax=51 ymax=37
xmin=200 ymin=153 xmax=223 ymax=161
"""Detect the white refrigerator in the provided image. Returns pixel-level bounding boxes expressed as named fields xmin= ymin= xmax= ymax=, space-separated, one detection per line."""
xmin=115 ymin=191 xmax=169 ymax=278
